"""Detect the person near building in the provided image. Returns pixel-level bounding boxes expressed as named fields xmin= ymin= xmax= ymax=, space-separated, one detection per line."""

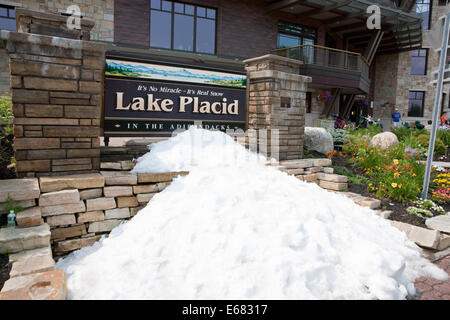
xmin=392 ymin=108 xmax=401 ymax=128
xmin=425 ymin=120 xmax=433 ymax=130
xmin=440 ymin=111 xmax=448 ymax=126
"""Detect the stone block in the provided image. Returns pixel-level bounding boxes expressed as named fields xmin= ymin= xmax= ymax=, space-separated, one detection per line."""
xmin=305 ymin=166 xmax=323 ymax=174
xmin=12 ymin=89 xmax=49 ymax=104
xmin=354 ymin=198 xmax=381 ymax=210
xmin=120 ymin=161 xmax=134 ymax=170
xmin=438 ymin=233 xmax=450 ymax=251
xmin=318 ymin=180 xmax=347 ymax=191
xmin=14 ymin=138 xmax=59 ymax=150
xmin=279 ymin=159 xmax=313 ymax=169
xmin=16 ymin=160 xmax=50 ymax=173
xmin=137 ymin=193 xmax=156 ymax=204
xmin=117 ymin=196 xmax=138 ymax=208
xmin=0 ymin=178 xmax=40 ymax=202
xmin=24 ymin=77 xmax=77 ymax=91
xmin=102 ymin=172 xmax=137 ymax=185
xmin=54 ymin=235 xmax=102 ymax=253
xmin=103 ymin=186 xmax=133 ymax=198
xmin=16 ymin=207 xmax=41 ymax=228
xmin=130 ymin=206 xmax=145 ymax=216
xmin=25 ymin=104 xmax=63 ymax=118
xmin=50 ymin=224 xmax=86 ymax=240
xmin=425 ymin=215 xmax=450 ymax=234
xmin=0 ymin=224 xmax=50 ymax=254
xmin=312 ymin=158 xmax=332 ymax=167
xmin=133 ymin=184 xmax=159 ymax=194
xmin=157 ymin=182 xmax=170 ymax=192
xmin=389 ymin=220 xmax=440 ymax=249
xmin=9 ymin=246 xmax=52 ymax=263
xmin=88 ymin=219 xmax=122 ymax=233
xmin=43 ymin=126 xmax=99 ymax=138
xmin=86 ymin=197 xmax=116 ymax=211
xmin=0 ymin=199 xmax=35 ymax=214
xmin=296 ymin=173 xmax=318 ymax=182
xmin=27 ymin=149 xmax=66 ymax=160
xmin=10 ymin=254 xmax=55 ymax=278
xmin=79 ymin=188 xmax=102 ymax=200
xmin=105 ymin=208 xmax=130 ymax=220
xmin=39 ymin=189 xmax=80 ymax=206
xmin=40 ymin=200 xmax=86 ymax=217
xmin=0 ymin=269 xmax=67 ymax=300
xmin=285 ymin=168 xmax=304 ymax=175
xmin=46 ymin=214 xmax=76 ymax=227
xmin=39 ymin=173 xmax=104 ymax=192
xmin=100 ymin=162 xmax=121 ymax=170
xmin=77 ymin=210 xmax=104 ymax=223
xmin=137 ymin=171 xmax=188 ymax=183
xmin=317 ymin=173 xmax=348 ymax=183
xmin=64 ymin=105 xmax=100 ymax=119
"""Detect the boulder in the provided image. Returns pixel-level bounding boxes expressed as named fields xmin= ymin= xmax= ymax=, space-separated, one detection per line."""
xmin=370 ymin=132 xmax=399 ymax=150
xmin=304 ymin=127 xmax=334 ymax=155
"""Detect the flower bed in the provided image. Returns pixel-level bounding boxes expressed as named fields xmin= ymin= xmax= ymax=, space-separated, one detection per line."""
xmin=320 ymin=125 xmax=449 ymax=228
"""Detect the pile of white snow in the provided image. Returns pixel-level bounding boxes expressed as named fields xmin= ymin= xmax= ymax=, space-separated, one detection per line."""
xmin=57 ymin=127 xmax=448 ymax=300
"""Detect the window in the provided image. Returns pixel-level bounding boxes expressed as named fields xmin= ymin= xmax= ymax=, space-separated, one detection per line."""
xmin=408 ymin=91 xmax=425 ymax=117
xmin=416 ymin=0 xmax=431 ymax=30
xmin=277 ymin=22 xmax=316 ymax=62
xmin=0 ymin=5 xmax=15 ymax=31
xmin=438 ymin=0 xmax=449 ymax=6
xmin=150 ymin=0 xmax=216 ymax=54
xmin=411 ymin=49 xmax=428 ymax=75
xmin=277 ymin=22 xmax=316 ymax=48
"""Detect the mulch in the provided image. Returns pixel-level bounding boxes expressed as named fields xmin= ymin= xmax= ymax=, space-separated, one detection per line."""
xmin=0 ymin=253 xmax=11 ymax=292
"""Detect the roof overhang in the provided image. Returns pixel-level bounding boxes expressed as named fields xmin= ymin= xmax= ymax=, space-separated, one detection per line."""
xmin=264 ymin=0 xmax=422 ymax=55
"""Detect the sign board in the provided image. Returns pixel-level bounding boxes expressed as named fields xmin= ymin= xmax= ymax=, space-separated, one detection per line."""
xmin=104 ymin=57 xmax=247 ymax=137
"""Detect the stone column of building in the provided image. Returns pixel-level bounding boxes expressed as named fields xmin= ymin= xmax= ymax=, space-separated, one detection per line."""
xmin=1 ymin=9 xmax=106 ymax=177
xmin=244 ymin=54 xmax=311 ymax=161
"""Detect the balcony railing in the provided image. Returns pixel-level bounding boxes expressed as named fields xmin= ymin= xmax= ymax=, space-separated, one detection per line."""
xmin=272 ymin=44 xmax=370 ymax=80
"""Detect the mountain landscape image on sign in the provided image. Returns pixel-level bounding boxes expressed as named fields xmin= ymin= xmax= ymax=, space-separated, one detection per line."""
xmin=105 ymin=59 xmax=247 ymax=88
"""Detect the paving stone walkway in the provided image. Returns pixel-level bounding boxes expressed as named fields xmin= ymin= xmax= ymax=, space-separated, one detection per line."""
xmin=414 ymin=254 xmax=450 ymax=300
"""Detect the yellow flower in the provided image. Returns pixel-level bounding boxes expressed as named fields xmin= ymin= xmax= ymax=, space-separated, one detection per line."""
xmin=398 ymin=184 xmax=402 ymax=189
xmin=391 ymin=183 xmax=397 ymax=188
xmin=394 ymin=172 xmax=400 ymax=178
xmin=393 ymin=159 xmax=399 ymax=165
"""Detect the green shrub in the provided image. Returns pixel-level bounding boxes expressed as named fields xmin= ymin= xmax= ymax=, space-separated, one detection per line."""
xmin=416 ymin=134 xmax=446 ymax=155
xmin=391 ymin=127 xmax=411 ymax=141
xmin=328 ymin=128 xmax=349 ymax=144
xmin=437 ymin=129 xmax=450 ymax=148
xmin=0 ymin=92 xmax=13 ymax=140
xmin=342 ymin=134 xmax=371 ymax=155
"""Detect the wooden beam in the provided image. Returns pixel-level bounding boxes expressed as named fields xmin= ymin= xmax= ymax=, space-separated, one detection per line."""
xmin=296 ymin=0 xmax=353 ymax=19
xmin=364 ymin=30 xmax=384 ymax=65
xmin=265 ymin=0 xmax=303 ymax=12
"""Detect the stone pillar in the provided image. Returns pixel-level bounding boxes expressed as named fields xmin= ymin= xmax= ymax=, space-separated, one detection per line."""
xmin=1 ymin=9 xmax=106 ymax=177
xmin=244 ymin=54 xmax=311 ymax=161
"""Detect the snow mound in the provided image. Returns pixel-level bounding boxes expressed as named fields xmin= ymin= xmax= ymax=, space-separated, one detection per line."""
xmin=57 ymin=127 xmax=448 ymax=300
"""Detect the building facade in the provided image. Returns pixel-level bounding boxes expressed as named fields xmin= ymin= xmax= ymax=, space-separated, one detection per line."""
xmin=373 ymin=0 xmax=450 ymax=129
xmin=0 ymin=0 xmax=425 ymax=129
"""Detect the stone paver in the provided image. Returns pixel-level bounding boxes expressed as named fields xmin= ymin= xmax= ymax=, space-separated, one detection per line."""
xmin=414 ymin=254 xmax=450 ymax=300
xmin=426 ymin=215 xmax=450 ymax=234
